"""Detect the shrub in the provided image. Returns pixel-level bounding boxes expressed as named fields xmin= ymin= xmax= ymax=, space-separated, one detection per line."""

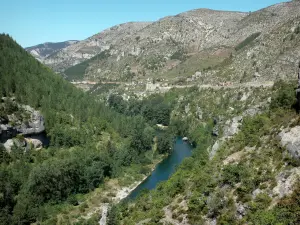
xmin=270 ymin=80 xmax=296 ymax=109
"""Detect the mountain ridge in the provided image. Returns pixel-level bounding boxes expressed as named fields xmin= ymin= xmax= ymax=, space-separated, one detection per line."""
xmin=30 ymin=1 xmax=300 ymax=86
xmin=25 ymin=40 xmax=79 ymax=61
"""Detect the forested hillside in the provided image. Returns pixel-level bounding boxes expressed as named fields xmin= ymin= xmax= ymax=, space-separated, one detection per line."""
xmin=110 ymin=81 xmax=300 ymax=225
xmin=0 ymin=34 xmax=165 ymax=224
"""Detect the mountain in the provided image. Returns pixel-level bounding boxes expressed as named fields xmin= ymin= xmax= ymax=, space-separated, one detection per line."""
xmin=25 ymin=40 xmax=79 ymax=61
xmin=37 ymin=1 xmax=300 ymax=85
xmin=42 ymin=22 xmax=152 ymax=74
xmin=0 ymin=34 xmax=160 ymax=224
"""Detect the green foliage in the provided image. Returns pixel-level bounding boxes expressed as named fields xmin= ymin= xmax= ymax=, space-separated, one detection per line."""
xmin=107 ymin=205 xmax=119 ymax=225
xmin=222 ymin=164 xmax=250 ymax=186
xmin=108 ymin=94 xmax=172 ymax=125
xmin=247 ymin=185 xmax=300 ymax=224
xmin=157 ymin=132 xmax=172 ymax=154
xmin=0 ymin=144 xmax=11 ymax=164
xmin=170 ymin=49 xmax=186 ymax=61
xmin=0 ymin=34 xmax=159 ymax=224
xmin=236 ymin=114 xmax=271 ymax=147
xmin=270 ymin=80 xmax=296 ymax=109
xmin=235 ymin=32 xmax=261 ymax=51
xmin=64 ymin=50 xmax=110 ymax=81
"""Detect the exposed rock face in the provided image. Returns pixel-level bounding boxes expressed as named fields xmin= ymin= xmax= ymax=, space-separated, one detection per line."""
xmin=25 ymin=40 xmax=79 ymax=62
xmin=210 ymin=140 xmax=222 ymax=159
xmin=3 ymin=138 xmax=27 ymax=153
xmin=0 ymin=101 xmax=45 ymax=144
xmin=278 ymin=126 xmax=300 ymax=159
xmin=223 ymin=116 xmax=243 ymax=138
xmin=236 ymin=203 xmax=247 ymax=219
xmin=30 ymin=1 xmax=300 ymax=86
xmin=17 ymin=109 xmax=45 ymax=135
xmin=43 ymin=22 xmax=151 ymax=73
xmin=273 ymin=168 xmax=300 ymax=198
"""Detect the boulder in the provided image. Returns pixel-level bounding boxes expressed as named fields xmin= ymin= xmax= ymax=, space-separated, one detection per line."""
xmin=25 ymin=138 xmax=43 ymax=150
xmin=3 ymin=139 xmax=14 ymax=153
xmin=278 ymin=126 xmax=300 ymax=159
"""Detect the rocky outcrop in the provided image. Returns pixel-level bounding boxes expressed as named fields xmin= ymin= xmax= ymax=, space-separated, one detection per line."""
xmin=3 ymin=139 xmax=14 ymax=153
xmin=272 ymin=168 xmax=300 ymax=199
xmin=17 ymin=107 xmax=45 ymax=135
xmin=223 ymin=116 xmax=243 ymax=138
xmin=25 ymin=138 xmax=43 ymax=150
xmin=278 ymin=126 xmax=300 ymax=160
xmin=3 ymin=138 xmax=27 ymax=153
xmin=210 ymin=140 xmax=223 ymax=159
xmin=1 ymin=100 xmax=45 ymax=145
xmin=25 ymin=40 xmax=79 ymax=62
xmin=43 ymin=22 xmax=151 ymax=73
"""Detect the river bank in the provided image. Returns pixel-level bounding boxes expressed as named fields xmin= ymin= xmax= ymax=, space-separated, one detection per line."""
xmin=53 ymin=138 xmax=192 ymax=224
xmin=51 ymin=156 xmax=164 ymax=224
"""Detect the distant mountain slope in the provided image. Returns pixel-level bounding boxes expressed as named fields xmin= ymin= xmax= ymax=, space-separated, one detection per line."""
xmin=25 ymin=40 xmax=79 ymax=61
xmin=30 ymin=1 xmax=300 ymax=86
xmin=43 ymin=22 xmax=152 ymax=73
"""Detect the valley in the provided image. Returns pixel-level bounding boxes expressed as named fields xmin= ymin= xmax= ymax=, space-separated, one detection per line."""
xmin=1 ymin=1 xmax=300 ymax=225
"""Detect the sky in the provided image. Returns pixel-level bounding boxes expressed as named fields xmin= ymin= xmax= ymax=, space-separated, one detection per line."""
xmin=1 ymin=0 xmax=289 ymax=47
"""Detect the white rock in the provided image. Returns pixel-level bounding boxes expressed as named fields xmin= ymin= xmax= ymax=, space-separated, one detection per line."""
xmin=278 ymin=126 xmax=300 ymax=159
xmin=4 ymin=139 xmax=14 ymax=153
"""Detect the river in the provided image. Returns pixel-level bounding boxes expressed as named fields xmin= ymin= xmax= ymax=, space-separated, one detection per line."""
xmin=127 ymin=137 xmax=193 ymax=199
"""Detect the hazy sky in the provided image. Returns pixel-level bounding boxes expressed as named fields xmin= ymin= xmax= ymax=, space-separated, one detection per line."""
xmin=1 ymin=0 xmax=289 ymax=47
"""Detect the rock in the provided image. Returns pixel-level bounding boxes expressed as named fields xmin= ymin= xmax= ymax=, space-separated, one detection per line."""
xmin=3 ymin=139 xmax=14 ymax=153
xmin=210 ymin=140 xmax=222 ymax=159
xmin=223 ymin=116 xmax=243 ymax=138
xmin=197 ymin=106 xmax=203 ymax=120
xmin=223 ymin=150 xmax=244 ymax=165
xmin=252 ymin=189 xmax=262 ymax=198
xmin=278 ymin=126 xmax=300 ymax=159
xmin=17 ymin=109 xmax=45 ymax=135
xmin=212 ymin=126 xmax=219 ymax=136
xmin=236 ymin=203 xmax=247 ymax=219
xmin=272 ymin=168 xmax=300 ymax=198
xmin=243 ymin=108 xmax=260 ymax=117
xmin=240 ymin=92 xmax=249 ymax=101
xmin=185 ymin=104 xmax=190 ymax=114
xmin=267 ymin=97 xmax=272 ymax=103
xmin=25 ymin=138 xmax=43 ymax=150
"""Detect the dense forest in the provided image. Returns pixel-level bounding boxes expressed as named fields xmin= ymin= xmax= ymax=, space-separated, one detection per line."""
xmin=0 ymin=34 xmax=171 ymax=224
xmin=107 ymin=94 xmax=172 ymax=126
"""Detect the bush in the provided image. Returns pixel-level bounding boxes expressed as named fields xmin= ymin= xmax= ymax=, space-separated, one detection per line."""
xmin=67 ymin=195 xmax=79 ymax=206
xmin=270 ymin=80 xmax=296 ymax=110
xmin=222 ymin=164 xmax=247 ymax=186
xmin=236 ymin=114 xmax=271 ymax=147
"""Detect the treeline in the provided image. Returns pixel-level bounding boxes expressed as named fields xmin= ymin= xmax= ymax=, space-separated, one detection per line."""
xmin=108 ymin=94 xmax=172 ymax=126
xmin=0 ymin=34 xmax=156 ymax=224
